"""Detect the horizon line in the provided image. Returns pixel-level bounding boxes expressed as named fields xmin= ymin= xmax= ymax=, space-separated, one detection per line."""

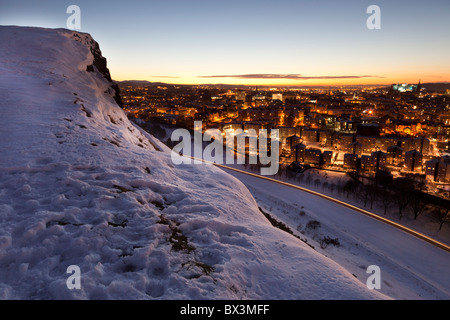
xmin=114 ymin=79 xmax=444 ymax=88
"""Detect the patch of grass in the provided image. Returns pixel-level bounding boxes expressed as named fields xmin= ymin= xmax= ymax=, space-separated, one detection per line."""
xmin=113 ymin=185 xmax=133 ymax=193
xmin=151 ymin=200 xmax=165 ymax=211
xmin=258 ymin=207 xmax=315 ymax=250
xmin=108 ymin=219 xmax=128 ymax=228
xmin=306 ymin=220 xmax=321 ymax=230
xmin=182 ymin=260 xmax=214 ymax=278
xmin=319 ymin=236 xmax=340 ymax=249
xmin=158 ymin=215 xmax=195 ymax=253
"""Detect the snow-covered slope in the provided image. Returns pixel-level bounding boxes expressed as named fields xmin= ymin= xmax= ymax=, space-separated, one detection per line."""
xmin=0 ymin=26 xmax=387 ymax=300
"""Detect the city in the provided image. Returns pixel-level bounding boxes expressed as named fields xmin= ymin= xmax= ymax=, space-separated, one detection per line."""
xmin=121 ymin=81 xmax=450 ymax=201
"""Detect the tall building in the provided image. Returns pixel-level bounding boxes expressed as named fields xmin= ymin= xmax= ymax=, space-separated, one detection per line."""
xmin=304 ymin=148 xmax=321 ymax=165
xmin=371 ymin=151 xmax=387 ymax=172
xmin=294 ymin=143 xmax=306 ymax=163
xmin=426 ymin=156 xmax=450 ymax=182
xmin=387 ymin=145 xmax=403 ymax=165
xmin=302 ymin=128 xmax=319 ymax=143
xmin=347 ymin=142 xmax=362 ymax=156
xmin=378 ymin=137 xmax=398 ymax=152
xmin=285 ymin=135 xmax=301 ymax=151
xmin=322 ymin=151 xmax=333 ymax=167
xmin=404 ymin=150 xmax=423 ymax=172
xmin=356 ymin=136 xmax=377 ymax=154
xmin=360 ymin=155 xmax=373 ymax=172
xmin=425 ymin=159 xmax=440 ymax=182
xmin=412 ymin=136 xmax=431 ymax=155
xmin=343 ymin=154 xmax=358 ymax=171
xmin=338 ymin=134 xmax=354 ymax=150
xmin=277 ymin=126 xmax=297 ymax=145
xmin=437 ymin=156 xmax=450 ymax=182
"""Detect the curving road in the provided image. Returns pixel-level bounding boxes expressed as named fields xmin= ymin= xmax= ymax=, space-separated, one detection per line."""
xmin=218 ymin=164 xmax=450 ymax=300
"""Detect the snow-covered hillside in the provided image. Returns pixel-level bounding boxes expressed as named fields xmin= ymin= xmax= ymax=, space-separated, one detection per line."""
xmin=0 ymin=26 xmax=387 ymax=300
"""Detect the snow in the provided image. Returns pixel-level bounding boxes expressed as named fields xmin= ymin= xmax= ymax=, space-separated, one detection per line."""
xmin=221 ymin=168 xmax=450 ymax=300
xmin=0 ymin=26 xmax=388 ymax=300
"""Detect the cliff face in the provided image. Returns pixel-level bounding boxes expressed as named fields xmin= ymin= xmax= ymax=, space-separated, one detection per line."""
xmin=70 ymin=31 xmax=124 ymax=108
xmin=0 ymin=26 xmax=386 ymax=300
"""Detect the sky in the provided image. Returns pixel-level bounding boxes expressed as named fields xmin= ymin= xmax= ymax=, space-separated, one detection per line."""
xmin=1 ymin=0 xmax=450 ymax=86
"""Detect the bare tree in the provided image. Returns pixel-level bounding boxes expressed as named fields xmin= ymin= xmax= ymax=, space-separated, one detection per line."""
xmin=328 ymin=183 xmax=336 ymax=194
xmin=314 ymin=178 xmax=321 ymax=189
xmin=377 ymin=189 xmax=393 ymax=215
xmin=391 ymin=178 xmax=415 ymax=220
xmin=343 ymin=180 xmax=358 ymax=199
xmin=357 ymin=185 xmax=371 ymax=208
xmin=408 ymin=191 xmax=429 ymax=220
xmin=432 ymin=206 xmax=450 ymax=231
xmin=367 ymin=184 xmax=379 ymax=210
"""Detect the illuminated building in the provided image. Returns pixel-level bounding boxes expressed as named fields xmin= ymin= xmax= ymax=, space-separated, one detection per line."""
xmin=344 ymin=154 xmax=358 ymax=171
xmin=371 ymin=151 xmax=387 ymax=171
xmin=387 ymin=146 xmax=403 ymax=165
xmin=304 ymin=148 xmax=321 ymax=166
xmin=322 ymin=151 xmax=333 ymax=167
xmin=391 ymin=82 xmax=420 ymax=93
xmin=404 ymin=150 xmax=423 ymax=172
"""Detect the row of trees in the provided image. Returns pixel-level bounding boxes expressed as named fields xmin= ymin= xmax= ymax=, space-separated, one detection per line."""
xmin=262 ymin=163 xmax=450 ymax=232
xmin=338 ymin=177 xmax=449 ymax=229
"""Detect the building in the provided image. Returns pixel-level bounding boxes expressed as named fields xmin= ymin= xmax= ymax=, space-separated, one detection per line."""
xmin=304 ymin=148 xmax=321 ymax=166
xmin=302 ymin=128 xmax=319 ymax=142
xmin=343 ymin=154 xmax=358 ymax=171
xmin=404 ymin=150 xmax=423 ymax=172
xmin=337 ymin=134 xmax=354 ymax=150
xmin=347 ymin=142 xmax=362 ymax=156
xmin=391 ymin=83 xmax=419 ymax=92
xmin=387 ymin=145 xmax=403 ymax=165
xmin=324 ymin=131 xmax=338 ymax=149
xmin=277 ymin=126 xmax=297 ymax=145
xmin=427 ymin=156 xmax=450 ymax=182
xmin=235 ymin=91 xmax=246 ymax=101
xmin=356 ymin=136 xmax=377 ymax=154
xmin=243 ymin=122 xmax=262 ymax=134
xmin=437 ymin=156 xmax=450 ymax=182
xmin=400 ymin=138 xmax=412 ymax=153
xmin=360 ymin=155 xmax=373 ymax=172
xmin=356 ymin=123 xmax=380 ymax=137
xmin=371 ymin=151 xmax=387 ymax=172
xmin=293 ymin=143 xmax=306 ymax=163
xmin=378 ymin=137 xmax=398 ymax=152
xmin=272 ymin=93 xmax=283 ymax=101
xmin=425 ymin=159 xmax=440 ymax=182
xmin=322 ymin=151 xmax=333 ymax=167
xmin=285 ymin=135 xmax=302 ymax=151
xmin=412 ymin=136 xmax=431 ymax=155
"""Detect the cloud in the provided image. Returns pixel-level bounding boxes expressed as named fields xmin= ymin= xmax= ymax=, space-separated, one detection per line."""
xmin=152 ymin=75 xmax=181 ymax=79
xmin=198 ymin=74 xmax=383 ymax=80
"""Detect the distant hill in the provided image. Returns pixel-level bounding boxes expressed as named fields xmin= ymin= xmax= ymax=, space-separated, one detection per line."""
xmin=421 ymin=83 xmax=450 ymax=92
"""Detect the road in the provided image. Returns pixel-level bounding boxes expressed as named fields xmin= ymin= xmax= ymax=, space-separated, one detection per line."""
xmin=219 ymin=165 xmax=450 ymax=300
